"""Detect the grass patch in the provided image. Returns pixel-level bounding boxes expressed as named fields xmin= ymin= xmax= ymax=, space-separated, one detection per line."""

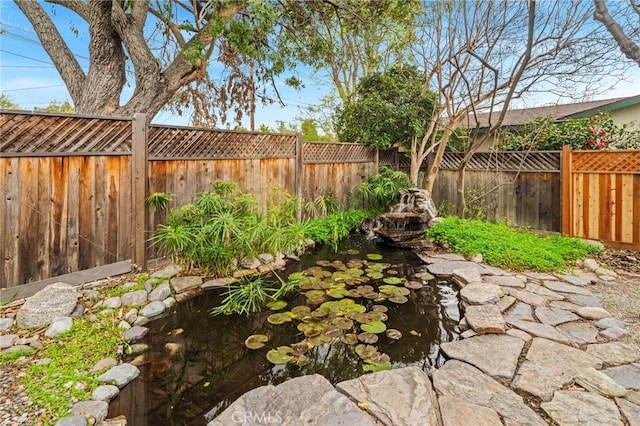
xmin=426 ymin=217 xmax=600 ymax=271
xmin=23 ymin=315 xmax=123 ymax=424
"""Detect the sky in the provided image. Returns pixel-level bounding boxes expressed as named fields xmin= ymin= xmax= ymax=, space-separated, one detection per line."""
xmin=1 ymin=1 xmax=639 ymax=130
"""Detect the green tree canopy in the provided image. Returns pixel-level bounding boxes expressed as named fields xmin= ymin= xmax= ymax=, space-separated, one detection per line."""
xmin=334 ymin=65 xmax=436 ymax=148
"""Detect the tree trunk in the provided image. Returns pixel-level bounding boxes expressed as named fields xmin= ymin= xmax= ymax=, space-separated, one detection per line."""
xmin=424 ymin=124 xmax=457 ymax=193
xmin=593 ymin=0 xmax=640 ymax=66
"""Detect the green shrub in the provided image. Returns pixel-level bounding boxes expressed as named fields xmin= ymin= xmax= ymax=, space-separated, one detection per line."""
xmin=303 ymin=209 xmax=371 ymax=251
xmin=357 ymin=166 xmax=413 ymax=212
xmin=427 ymin=217 xmax=600 ymax=271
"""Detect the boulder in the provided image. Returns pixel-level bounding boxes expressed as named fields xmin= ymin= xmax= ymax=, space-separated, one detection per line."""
xmin=16 ymin=283 xmax=80 ymax=329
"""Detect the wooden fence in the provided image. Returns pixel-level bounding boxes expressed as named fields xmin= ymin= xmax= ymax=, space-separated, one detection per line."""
xmin=0 ymin=111 xmax=377 ymax=294
xmin=561 ymin=146 xmax=640 ymax=250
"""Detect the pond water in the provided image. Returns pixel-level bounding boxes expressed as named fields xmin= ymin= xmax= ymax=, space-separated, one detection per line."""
xmin=108 ymin=235 xmax=461 ymax=425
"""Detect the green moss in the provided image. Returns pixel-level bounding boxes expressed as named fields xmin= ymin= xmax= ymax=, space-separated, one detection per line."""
xmin=427 ymin=217 xmax=600 ymax=272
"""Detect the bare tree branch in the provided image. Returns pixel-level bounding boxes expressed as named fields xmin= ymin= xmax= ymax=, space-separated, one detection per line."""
xmin=593 ymin=0 xmax=640 ymax=65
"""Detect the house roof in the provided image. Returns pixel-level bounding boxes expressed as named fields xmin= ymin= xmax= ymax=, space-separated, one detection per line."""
xmin=467 ymin=95 xmax=640 ymax=129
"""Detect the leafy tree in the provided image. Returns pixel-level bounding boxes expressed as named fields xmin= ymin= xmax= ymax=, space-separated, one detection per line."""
xmin=334 ymin=65 xmax=437 ymax=184
xmin=278 ymin=0 xmax=420 ymax=105
xmin=35 ymin=100 xmax=75 ymax=113
xmin=300 ymin=119 xmax=319 ymax=141
xmin=0 ymin=94 xmax=20 ymax=109
xmin=15 ymin=0 xmax=283 ymax=124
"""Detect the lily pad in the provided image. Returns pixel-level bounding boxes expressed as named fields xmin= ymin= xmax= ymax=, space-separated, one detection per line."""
xmin=331 ymin=317 xmax=354 ymax=330
xmin=323 ymin=325 xmax=342 ymax=339
xmin=305 ymin=289 xmax=325 ymax=299
xmin=358 ymin=332 xmax=378 ymax=344
xmin=267 ymin=312 xmax=294 ymax=325
xmin=290 ymin=341 xmax=311 ymax=356
xmin=415 ymin=272 xmax=435 ymax=280
xmin=361 ymin=320 xmax=387 ymax=334
xmin=366 ymin=253 xmax=383 ymax=260
xmin=382 ymin=277 xmax=402 ymax=285
xmin=341 ymin=333 xmax=359 ymax=345
xmin=295 ymin=354 xmax=310 ymax=367
xmin=363 ymin=361 xmax=392 ymax=373
xmin=369 ymin=311 xmax=388 ymax=322
xmin=306 ymin=296 xmax=326 ymax=305
xmin=267 ymin=300 xmax=288 ymax=310
xmin=355 ymin=344 xmax=379 ymax=360
xmin=371 ymin=305 xmax=388 ymax=313
xmin=244 ymin=334 xmax=269 ymax=349
xmin=346 ymin=249 xmax=360 ymax=255
xmin=385 ymin=329 xmax=402 ymax=340
xmin=389 ymin=295 xmax=408 ymax=304
xmin=404 ymin=280 xmax=423 ymax=289
xmin=366 ymin=272 xmax=384 ymax=279
xmin=266 ymin=346 xmax=294 ymax=365
xmin=326 ymin=288 xmax=350 ymax=299
xmin=291 ymin=305 xmax=311 ymax=318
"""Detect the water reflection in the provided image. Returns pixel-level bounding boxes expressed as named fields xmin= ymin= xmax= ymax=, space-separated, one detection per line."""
xmin=108 ymin=235 xmax=461 ymax=425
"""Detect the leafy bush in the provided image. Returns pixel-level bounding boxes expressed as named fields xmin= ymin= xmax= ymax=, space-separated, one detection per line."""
xmin=151 ymin=182 xmax=309 ymax=276
xmin=357 ymin=166 xmax=413 ymax=212
xmin=303 ymin=209 xmax=371 ymax=251
xmin=499 ymin=112 xmax=640 ymax=151
xmin=427 ymin=217 xmax=600 ymax=271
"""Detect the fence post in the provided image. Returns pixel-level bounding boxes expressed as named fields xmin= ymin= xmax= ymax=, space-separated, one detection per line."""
xmin=131 ymin=113 xmax=148 ymax=271
xmin=560 ymin=145 xmax=571 ymax=236
xmin=295 ymin=132 xmax=303 ymax=222
xmin=374 ymin=147 xmax=380 ymax=172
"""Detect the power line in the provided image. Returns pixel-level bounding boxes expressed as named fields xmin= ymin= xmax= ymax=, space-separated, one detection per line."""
xmin=0 ymin=49 xmax=53 ymax=65
xmin=3 ymin=84 xmax=66 ymax=92
xmin=1 ymin=65 xmax=56 ymax=68
xmin=0 ymin=21 xmax=34 ymax=33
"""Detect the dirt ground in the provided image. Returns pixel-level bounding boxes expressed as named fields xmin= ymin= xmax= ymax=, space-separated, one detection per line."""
xmin=590 ymin=248 xmax=640 ymax=346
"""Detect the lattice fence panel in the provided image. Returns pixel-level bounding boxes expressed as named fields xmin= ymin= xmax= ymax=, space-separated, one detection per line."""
xmin=0 ymin=111 xmax=132 ymax=154
xmin=440 ymin=151 xmax=561 ymax=172
xmin=148 ymin=126 xmax=296 ymax=159
xmin=571 ymin=150 xmax=640 ymax=173
xmin=303 ymin=142 xmax=375 ymax=163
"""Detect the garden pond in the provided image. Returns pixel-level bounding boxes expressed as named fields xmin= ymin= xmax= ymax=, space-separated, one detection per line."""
xmin=108 ymin=235 xmax=461 ymax=425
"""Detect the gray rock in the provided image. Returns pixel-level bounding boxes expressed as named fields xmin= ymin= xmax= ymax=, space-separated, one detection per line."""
xmin=175 ymin=287 xmax=203 ymax=303
xmin=495 ymin=295 xmax=516 ymax=313
xmin=118 ymin=320 xmax=131 ymax=330
xmin=92 ymin=384 xmax=120 ymax=401
xmin=44 ymin=316 xmax=73 ymax=338
xmin=470 ymin=253 xmax=483 ymax=263
xmin=432 ymin=360 xmax=546 ymax=426
xmin=565 ymin=294 xmax=603 ymax=308
xmin=575 ymin=367 xmax=628 ymax=397
xmin=133 ymin=316 xmax=150 ymax=327
xmin=602 ymin=364 xmax=640 ymax=390
xmin=0 ymin=333 xmax=18 ymax=349
xmin=583 ymin=258 xmax=600 ymax=271
xmin=505 ymin=302 xmax=535 ymax=323
xmin=586 ymin=342 xmax=640 ymax=365
xmin=503 ymin=288 xmax=547 ymax=306
xmin=126 ymin=343 xmax=149 ymax=355
xmin=440 ymin=334 xmax=524 ymax=380
xmin=140 ymin=301 xmax=166 ymax=318
xmin=543 ymin=280 xmax=593 ymax=295
xmin=151 ymin=263 xmax=182 ymax=279
xmin=16 ymin=283 xmax=80 ymax=329
xmin=525 ymin=283 xmax=564 ymax=301
xmin=143 ymin=279 xmax=155 ymax=292
xmin=595 ymin=266 xmax=617 ymax=278
xmin=208 ymin=374 xmax=376 ymax=426
xmin=600 ymin=327 xmax=629 ymax=340
xmin=595 ymin=317 xmax=625 ymax=329
xmin=120 ymin=290 xmax=148 ymax=306
xmin=484 ymin=275 xmax=525 ymax=288
xmin=540 ymin=390 xmax=623 ymax=426
xmin=70 ymin=400 xmax=109 ymax=421
xmin=170 ymin=276 xmax=202 ymax=294
xmin=429 ymin=253 xmax=467 ymax=262
xmin=508 ymin=320 xmax=570 ymax=345
xmin=557 ymin=322 xmax=600 ymax=345
xmin=626 ymin=390 xmax=640 ymax=405
xmin=534 ymin=306 xmax=579 ymax=326
xmin=70 ymin=303 xmax=85 ymax=318
xmin=336 ymin=366 xmax=441 ymax=426
xmin=549 ymin=300 xmax=583 ymax=312
xmin=438 ymin=396 xmax=502 ymax=426
xmin=576 ymin=306 xmax=611 ymax=320
xmin=426 ymin=261 xmax=486 ymax=277
xmin=511 ymin=338 xmax=602 ymax=401
xmin=239 ymin=256 xmax=261 ymax=269
xmin=54 ymin=416 xmax=88 ymax=426
xmin=555 ymin=273 xmax=596 ymax=286
xmin=98 ymin=363 xmax=140 ymax=388
xmin=0 ymin=317 xmax=14 ymax=331
xmin=163 ymin=297 xmax=176 ymax=309
xmin=465 ymin=304 xmax=505 ymax=334
xmin=523 ymin=272 xmax=557 ymax=281
xmin=2 ymin=344 xmax=34 ymax=355
xmin=102 ymin=297 xmax=122 ymax=309
xmin=460 ymin=329 xmax=477 ymax=339
xmin=122 ymin=326 xmax=149 ymax=343
xmin=506 ymin=328 xmax=532 ymax=342
xmin=91 ymin=357 xmax=118 ymax=372
xmin=148 ymin=282 xmax=171 ymax=301
xmin=453 ymin=267 xmax=483 ymax=286
xmin=460 ymin=283 xmax=503 ymax=305
xmin=616 ymin=397 xmax=640 ymax=426
xmin=258 ymin=253 xmax=275 ymax=264
xmin=202 ymin=277 xmax=238 ymax=291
